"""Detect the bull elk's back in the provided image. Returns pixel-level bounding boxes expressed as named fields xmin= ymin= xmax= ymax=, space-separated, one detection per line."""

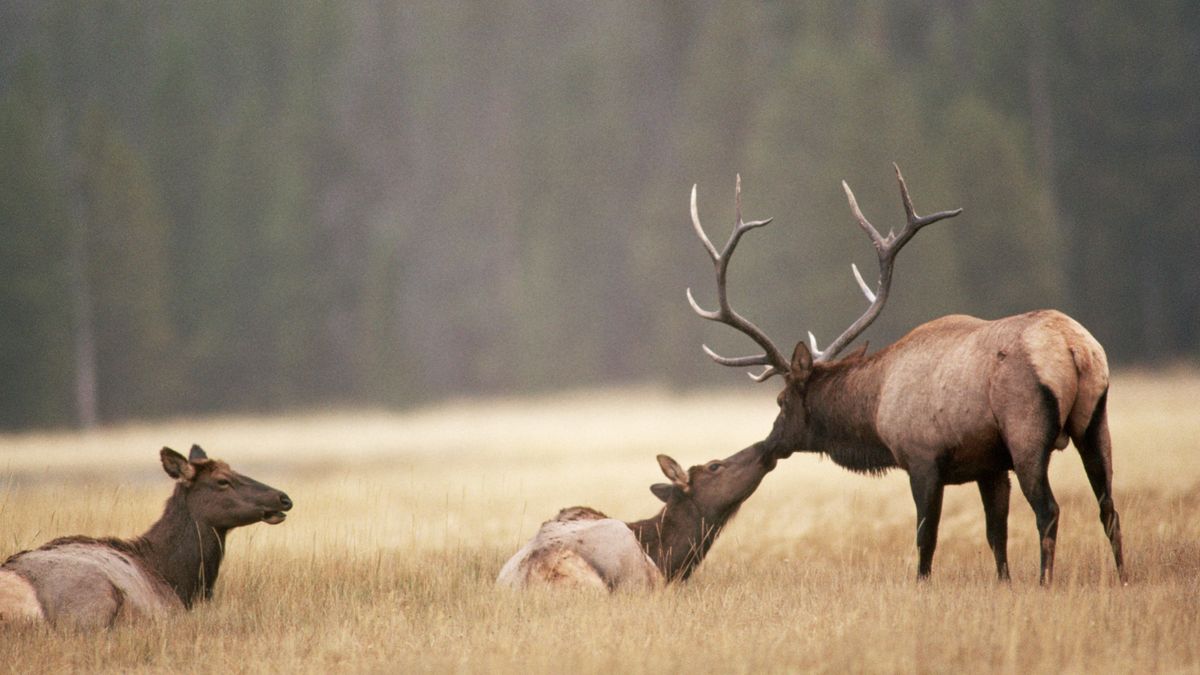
xmin=874 ymin=310 xmax=1109 ymax=465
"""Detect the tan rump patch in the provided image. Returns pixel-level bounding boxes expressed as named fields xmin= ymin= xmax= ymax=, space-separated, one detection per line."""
xmin=1022 ymin=311 xmax=1109 ymax=436
xmin=527 ymin=547 xmax=608 ymax=590
xmin=0 ymin=569 xmax=44 ymax=623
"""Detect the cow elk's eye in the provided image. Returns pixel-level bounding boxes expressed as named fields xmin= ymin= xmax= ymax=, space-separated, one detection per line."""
xmin=707 ymin=462 xmax=723 ymax=473
xmin=216 ymin=478 xmax=232 ymax=489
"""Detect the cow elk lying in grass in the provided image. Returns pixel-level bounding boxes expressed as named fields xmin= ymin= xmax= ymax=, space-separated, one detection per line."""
xmin=0 ymin=446 xmax=292 ymax=628
xmin=497 ymin=443 xmax=775 ymax=591
xmin=687 ymin=167 xmax=1124 ymax=585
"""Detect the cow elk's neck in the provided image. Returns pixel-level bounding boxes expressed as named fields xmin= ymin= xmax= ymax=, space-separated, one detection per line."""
xmin=134 ymin=485 xmax=227 ymax=608
xmin=626 ymin=500 xmax=732 ymax=582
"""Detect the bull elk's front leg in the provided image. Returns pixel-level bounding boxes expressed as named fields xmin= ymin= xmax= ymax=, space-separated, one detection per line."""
xmin=908 ymin=466 xmax=944 ymax=580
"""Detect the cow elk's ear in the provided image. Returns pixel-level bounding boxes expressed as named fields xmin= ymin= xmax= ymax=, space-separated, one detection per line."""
xmin=188 ymin=444 xmax=209 ymax=463
xmin=650 ymin=483 xmax=679 ymax=503
xmin=790 ymin=341 xmax=813 ymax=381
xmin=161 ymin=447 xmax=196 ymax=482
xmin=656 ymin=454 xmax=690 ymax=492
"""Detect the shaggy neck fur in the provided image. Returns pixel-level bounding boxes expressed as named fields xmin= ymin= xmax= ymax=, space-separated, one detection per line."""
xmin=131 ymin=485 xmax=227 ymax=608
xmin=626 ymin=500 xmax=742 ymax=582
xmin=800 ymin=355 xmax=897 ymax=475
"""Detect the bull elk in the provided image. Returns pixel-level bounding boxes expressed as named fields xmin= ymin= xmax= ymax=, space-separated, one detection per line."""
xmin=686 ymin=167 xmax=1124 ymax=584
xmin=497 ymin=443 xmax=775 ymax=590
xmin=0 ymin=446 xmax=292 ymax=627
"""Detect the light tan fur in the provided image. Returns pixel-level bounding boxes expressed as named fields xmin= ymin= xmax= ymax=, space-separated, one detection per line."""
xmin=497 ymin=516 xmax=663 ymax=591
xmin=0 ymin=570 xmax=44 ymax=623
xmin=872 ymin=310 xmax=1108 ymax=465
xmin=3 ymin=544 xmax=182 ymax=629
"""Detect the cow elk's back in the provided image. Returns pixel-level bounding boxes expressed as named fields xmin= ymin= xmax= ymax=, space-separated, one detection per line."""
xmin=497 ymin=509 xmax=662 ymax=591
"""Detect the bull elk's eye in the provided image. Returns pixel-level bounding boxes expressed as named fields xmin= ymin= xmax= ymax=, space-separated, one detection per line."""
xmin=215 ymin=478 xmax=232 ymax=489
xmin=706 ymin=462 xmax=723 ymax=473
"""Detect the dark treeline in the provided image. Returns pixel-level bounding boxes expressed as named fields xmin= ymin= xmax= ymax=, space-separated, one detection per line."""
xmin=1 ymin=1 xmax=1197 ymax=429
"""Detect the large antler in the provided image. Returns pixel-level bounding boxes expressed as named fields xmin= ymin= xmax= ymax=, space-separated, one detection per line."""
xmin=687 ymin=175 xmax=791 ymax=381
xmin=808 ymin=164 xmax=962 ymax=361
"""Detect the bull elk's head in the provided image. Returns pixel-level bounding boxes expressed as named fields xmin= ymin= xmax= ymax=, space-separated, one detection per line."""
xmin=160 ymin=445 xmax=293 ymax=529
xmin=687 ymin=166 xmax=961 ymax=455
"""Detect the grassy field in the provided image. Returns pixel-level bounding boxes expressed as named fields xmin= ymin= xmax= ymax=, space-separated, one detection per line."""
xmin=1 ymin=372 xmax=1198 ymax=673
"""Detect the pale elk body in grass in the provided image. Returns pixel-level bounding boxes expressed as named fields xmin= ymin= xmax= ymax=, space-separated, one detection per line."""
xmin=0 ymin=446 xmax=292 ymax=628
xmin=497 ymin=443 xmax=776 ymax=590
xmin=687 ymin=167 xmax=1124 ymax=584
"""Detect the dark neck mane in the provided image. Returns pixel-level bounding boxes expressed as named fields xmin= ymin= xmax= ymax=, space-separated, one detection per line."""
xmin=626 ymin=500 xmax=742 ymax=582
xmin=129 ymin=485 xmax=227 ymax=608
xmin=803 ymin=354 xmax=896 ymax=475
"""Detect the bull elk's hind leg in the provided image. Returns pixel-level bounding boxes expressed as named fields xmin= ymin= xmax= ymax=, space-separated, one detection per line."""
xmin=1012 ymin=452 xmax=1059 ymax=585
xmin=996 ymin=374 xmax=1064 ymax=585
xmin=1072 ymin=393 xmax=1126 ymax=583
xmin=977 ymin=472 xmax=1011 ymax=581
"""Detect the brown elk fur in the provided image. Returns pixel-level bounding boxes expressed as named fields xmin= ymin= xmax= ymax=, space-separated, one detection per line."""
xmin=0 ymin=446 xmax=292 ymax=628
xmin=688 ymin=169 xmax=1124 ymax=584
xmin=769 ymin=310 xmax=1124 ymax=583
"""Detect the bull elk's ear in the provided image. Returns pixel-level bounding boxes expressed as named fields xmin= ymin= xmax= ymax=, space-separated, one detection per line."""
xmin=161 ymin=447 xmax=196 ymax=482
xmin=650 ymin=483 xmax=680 ymax=503
xmin=656 ymin=454 xmax=690 ymax=492
xmin=188 ymin=444 xmax=209 ymax=463
xmin=790 ymin=341 xmax=813 ymax=380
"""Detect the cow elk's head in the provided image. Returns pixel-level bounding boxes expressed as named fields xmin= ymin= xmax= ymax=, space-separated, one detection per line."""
xmin=160 ymin=445 xmax=293 ymax=529
xmin=687 ymin=166 xmax=961 ymax=454
xmin=650 ymin=443 xmax=775 ymax=521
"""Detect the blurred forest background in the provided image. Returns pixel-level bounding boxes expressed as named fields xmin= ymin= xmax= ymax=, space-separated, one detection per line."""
xmin=1 ymin=1 xmax=1197 ymax=430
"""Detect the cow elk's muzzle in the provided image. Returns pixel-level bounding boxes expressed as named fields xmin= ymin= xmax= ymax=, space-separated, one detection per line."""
xmin=262 ymin=492 xmax=293 ymax=525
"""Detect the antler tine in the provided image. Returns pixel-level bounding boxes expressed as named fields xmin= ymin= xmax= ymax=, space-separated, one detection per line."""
xmin=688 ymin=178 xmax=790 ymax=380
xmin=890 ymin=164 xmax=963 ymax=252
xmin=842 ymin=180 xmax=885 ymax=250
xmin=850 ymin=263 xmax=876 ymax=302
xmin=748 ymin=366 xmax=778 ymax=382
xmin=701 ymin=344 xmax=772 ymax=368
xmin=690 ymin=184 xmax=720 ymax=262
xmin=817 ymin=165 xmax=961 ymax=362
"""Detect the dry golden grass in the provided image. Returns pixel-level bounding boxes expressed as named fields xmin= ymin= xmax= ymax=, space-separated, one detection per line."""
xmin=2 ymin=373 xmax=1198 ymax=673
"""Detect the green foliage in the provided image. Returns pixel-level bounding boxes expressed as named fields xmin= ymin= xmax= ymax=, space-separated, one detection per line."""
xmin=0 ymin=57 xmax=74 ymax=426
xmin=0 ymin=1 xmax=1194 ymax=428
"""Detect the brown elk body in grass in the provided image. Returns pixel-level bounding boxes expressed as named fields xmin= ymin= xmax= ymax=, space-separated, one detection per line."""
xmin=687 ymin=168 xmax=1124 ymax=584
xmin=0 ymin=446 xmax=292 ymax=628
xmin=497 ymin=443 xmax=775 ymax=590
